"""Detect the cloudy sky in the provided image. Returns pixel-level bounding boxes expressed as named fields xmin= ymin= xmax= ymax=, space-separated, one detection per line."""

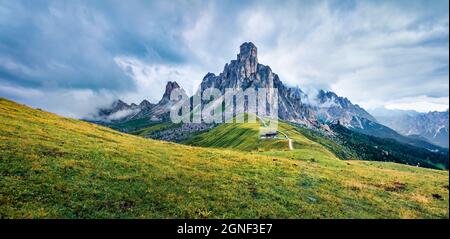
xmin=0 ymin=0 xmax=448 ymax=118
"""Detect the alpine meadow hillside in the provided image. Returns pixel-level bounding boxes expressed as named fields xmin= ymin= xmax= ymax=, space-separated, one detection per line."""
xmin=0 ymin=98 xmax=448 ymax=219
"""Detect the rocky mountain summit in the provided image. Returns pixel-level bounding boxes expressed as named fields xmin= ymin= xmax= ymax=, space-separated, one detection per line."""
xmin=199 ymin=42 xmax=314 ymax=125
xmin=198 ymin=42 xmax=376 ymax=128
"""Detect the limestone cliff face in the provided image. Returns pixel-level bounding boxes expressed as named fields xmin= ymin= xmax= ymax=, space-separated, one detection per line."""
xmin=198 ymin=42 xmax=376 ymax=127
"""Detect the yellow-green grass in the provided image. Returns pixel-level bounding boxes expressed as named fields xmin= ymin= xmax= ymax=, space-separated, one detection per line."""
xmin=0 ymin=98 xmax=448 ymax=218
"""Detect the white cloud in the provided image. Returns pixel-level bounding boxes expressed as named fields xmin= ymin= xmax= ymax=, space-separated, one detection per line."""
xmin=114 ymin=56 xmax=205 ymax=104
xmin=385 ymin=96 xmax=449 ymax=112
xmin=104 ymin=108 xmax=141 ymax=121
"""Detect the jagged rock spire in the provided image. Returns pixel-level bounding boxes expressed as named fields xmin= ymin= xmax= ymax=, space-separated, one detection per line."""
xmin=238 ymin=42 xmax=258 ymax=77
xmin=159 ymin=81 xmax=181 ymax=104
xmin=238 ymin=42 xmax=258 ymax=62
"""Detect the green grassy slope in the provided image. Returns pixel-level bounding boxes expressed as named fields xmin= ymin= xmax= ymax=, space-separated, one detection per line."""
xmin=0 ymin=98 xmax=448 ymax=218
xmin=183 ymin=121 xmax=289 ymax=151
xmin=288 ymin=123 xmax=358 ymax=159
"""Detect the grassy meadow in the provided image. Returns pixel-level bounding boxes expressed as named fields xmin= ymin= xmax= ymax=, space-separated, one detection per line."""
xmin=0 ymin=98 xmax=448 ymax=218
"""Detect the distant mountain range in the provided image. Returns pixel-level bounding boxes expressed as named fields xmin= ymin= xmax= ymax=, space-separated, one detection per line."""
xmin=370 ymin=108 xmax=449 ymax=148
xmin=91 ymin=42 xmax=448 ymax=155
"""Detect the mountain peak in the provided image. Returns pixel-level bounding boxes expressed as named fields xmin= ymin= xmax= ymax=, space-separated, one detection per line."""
xmin=164 ymin=81 xmax=180 ymax=96
xmin=139 ymin=99 xmax=153 ymax=108
xmin=112 ymin=99 xmax=129 ymax=108
xmin=238 ymin=42 xmax=258 ymax=62
xmin=159 ymin=81 xmax=181 ymax=104
xmin=236 ymin=42 xmax=258 ymax=77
